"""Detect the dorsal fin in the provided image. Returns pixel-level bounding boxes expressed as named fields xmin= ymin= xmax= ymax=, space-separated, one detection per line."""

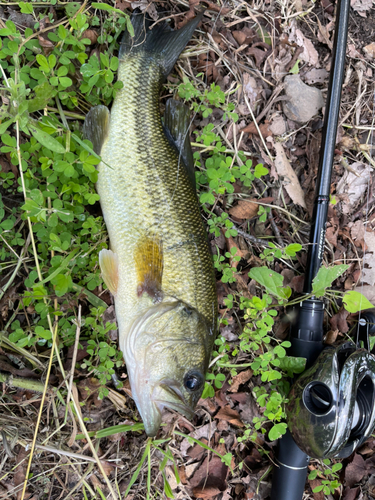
xmin=164 ymin=99 xmax=196 ymax=192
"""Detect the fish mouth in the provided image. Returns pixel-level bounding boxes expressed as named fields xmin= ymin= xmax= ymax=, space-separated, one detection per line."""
xmin=153 ymin=382 xmax=194 ymax=420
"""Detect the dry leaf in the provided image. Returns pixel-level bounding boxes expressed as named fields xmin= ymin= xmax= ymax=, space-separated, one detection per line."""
xmin=90 ymin=474 xmax=105 ymax=491
xmin=241 ymin=120 xmax=272 ymax=137
xmin=215 ymin=405 xmax=245 ymax=427
xmin=342 ymin=487 xmax=360 ymax=500
xmin=82 ymin=29 xmax=98 ymax=44
xmin=351 ymin=0 xmax=373 ymax=17
xmin=229 ymin=369 xmax=253 ymax=392
xmin=269 ymin=113 xmax=287 ymax=135
xmin=329 ymin=307 xmax=349 ymax=333
xmin=273 ymin=142 xmax=306 ymax=208
xmin=131 ymin=0 xmax=158 ymax=19
xmin=324 ymin=329 xmax=340 ymax=345
xmin=14 ymin=448 xmax=28 ymax=500
xmin=345 ymin=453 xmax=367 ymax=488
xmin=349 ymin=221 xmax=375 ymax=286
xmin=115 ymin=0 xmax=132 ymax=9
xmin=364 ymin=42 xmax=375 ymax=58
xmin=229 ymin=200 xmax=259 ymax=219
xmin=288 ymin=24 xmax=319 ymax=66
xmin=193 ymin=486 xmax=222 ymax=499
xmin=336 ymin=162 xmax=372 ymax=214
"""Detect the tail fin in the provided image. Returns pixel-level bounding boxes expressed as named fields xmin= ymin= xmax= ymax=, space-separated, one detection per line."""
xmin=119 ymin=11 xmax=204 ymax=78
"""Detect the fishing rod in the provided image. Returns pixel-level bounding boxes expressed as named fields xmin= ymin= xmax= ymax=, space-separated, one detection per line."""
xmin=270 ymin=0 xmax=375 ymax=498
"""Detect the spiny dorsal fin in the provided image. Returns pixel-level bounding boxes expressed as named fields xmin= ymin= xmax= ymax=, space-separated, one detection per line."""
xmin=99 ymin=249 xmax=118 ymax=295
xmin=134 ymin=235 xmax=163 ymax=302
xmin=119 ymin=11 xmax=205 ymax=78
xmin=83 ymin=105 xmax=110 ymax=156
xmin=164 ymin=99 xmax=196 ymax=192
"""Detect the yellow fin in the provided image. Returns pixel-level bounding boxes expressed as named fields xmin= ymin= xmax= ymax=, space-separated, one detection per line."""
xmin=134 ymin=235 xmax=163 ymax=302
xmin=99 ymin=249 xmax=118 ymax=295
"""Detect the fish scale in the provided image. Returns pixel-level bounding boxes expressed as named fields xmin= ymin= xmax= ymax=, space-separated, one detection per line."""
xmin=84 ymin=11 xmax=217 ymax=436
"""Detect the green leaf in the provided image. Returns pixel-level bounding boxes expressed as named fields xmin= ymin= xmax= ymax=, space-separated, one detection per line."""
xmin=163 ymin=473 xmax=174 ymax=499
xmin=0 ymin=118 xmax=14 ymax=135
xmin=284 ymin=243 xmax=302 ymax=257
xmin=65 ymin=2 xmax=81 ymax=17
xmin=28 ymin=122 xmax=66 ymax=154
xmin=312 ymin=264 xmax=349 ymax=297
xmin=28 ymin=82 xmax=55 ymax=113
xmin=51 ymin=274 xmax=72 ymax=296
xmin=343 ymin=291 xmax=374 ymax=313
xmin=254 ymin=164 xmax=269 ymax=178
xmin=268 ymin=422 xmax=287 ymax=441
xmin=331 ymin=463 xmax=343 ymax=473
xmin=249 ymin=266 xmax=289 ymax=300
xmin=36 ymin=54 xmax=50 ymax=73
xmin=59 ymin=77 xmax=73 ymax=88
xmin=19 ymin=2 xmax=34 ymax=14
xmin=308 ymin=470 xmax=318 ymax=480
xmin=290 ymin=60 xmax=300 ymax=74
xmin=35 ymin=326 xmax=52 ymax=340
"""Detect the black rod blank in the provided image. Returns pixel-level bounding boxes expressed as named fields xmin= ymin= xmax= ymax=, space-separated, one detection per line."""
xmin=303 ymin=0 xmax=350 ymax=292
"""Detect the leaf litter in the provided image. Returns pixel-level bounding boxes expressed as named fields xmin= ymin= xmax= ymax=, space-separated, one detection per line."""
xmin=0 ymin=1 xmax=374 ymax=499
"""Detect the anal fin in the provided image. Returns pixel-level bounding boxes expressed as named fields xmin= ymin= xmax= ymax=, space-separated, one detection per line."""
xmin=99 ymin=249 xmax=119 ymax=295
xmin=134 ymin=235 xmax=163 ymax=302
xmin=83 ymin=105 xmax=110 ymax=156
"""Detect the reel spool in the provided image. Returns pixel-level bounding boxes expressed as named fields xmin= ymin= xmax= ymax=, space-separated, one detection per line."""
xmin=286 ymin=311 xmax=375 ymax=459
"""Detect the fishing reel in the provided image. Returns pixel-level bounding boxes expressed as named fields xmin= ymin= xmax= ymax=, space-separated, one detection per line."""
xmin=286 ymin=309 xmax=375 ymax=459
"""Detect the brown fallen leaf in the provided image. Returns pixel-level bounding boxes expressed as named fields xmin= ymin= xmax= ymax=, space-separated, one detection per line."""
xmin=229 ymin=369 xmax=253 ymax=393
xmin=364 ymin=42 xmax=375 ymax=58
xmin=229 ymin=200 xmax=259 ymax=219
xmin=82 ymin=29 xmax=98 ymax=45
xmin=241 ymin=120 xmax=272 ymax=137
xmin=329 ymin=308 xmax=349 ymax=333
xmin=324 ymin=329 xmax=339 ymax=345
xmin=193 ymin=486 xmax=222 ymax=499
xmin=115 ymin=0 xmax=132 ymax=10
xmin=222 ymin=231 xmax=246 ymax=268
xmin=345 ymin=453 xmax=367 ymax=488
xmin=189 ymin=454 xmax=228 ymax=493
xmin=351 ymin=0 xmax=372 ymax=17
xmin=14 ymin=448 xmax=29 ymax=500
xmin=215 ymin=405 xmax=244 ymax=427
xmin=342 ymin=486 xmax=360 ymax=500
xmin=273 ymin=142 xmax=307 ymax=209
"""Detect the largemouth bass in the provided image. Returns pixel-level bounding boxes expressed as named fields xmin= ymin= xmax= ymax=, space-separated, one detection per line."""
xmin=83 ymin=11 xmax=217 ymax=436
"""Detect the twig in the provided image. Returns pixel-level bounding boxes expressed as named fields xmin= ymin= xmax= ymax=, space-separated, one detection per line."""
xmin=268 ymin=210 xmax=283 ymax=246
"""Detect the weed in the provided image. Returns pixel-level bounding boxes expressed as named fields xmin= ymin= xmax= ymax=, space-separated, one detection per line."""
xmin=308 ymin=459 xmax=343 ymax=495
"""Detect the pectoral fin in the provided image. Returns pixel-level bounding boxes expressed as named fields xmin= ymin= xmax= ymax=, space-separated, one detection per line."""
xmin=164 ymin=99 xmax=196 ymax=191
xmin=99 ymin=249 xmax=118 ymax=295
xmin=135 ymin=235 xmax=163 ymax=302
xmin=83 ymin=105 xmax=110 ymax=156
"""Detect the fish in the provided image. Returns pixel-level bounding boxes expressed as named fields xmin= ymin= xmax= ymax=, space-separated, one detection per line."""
xmin=83 ymin=11 xmax=217 ymax=437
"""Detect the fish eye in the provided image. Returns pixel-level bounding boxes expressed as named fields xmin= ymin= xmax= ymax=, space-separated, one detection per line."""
xmin=184 ymin=371 xmax=203 ymax=392
xmin=182 ymin=306 xmax=192 ymax=316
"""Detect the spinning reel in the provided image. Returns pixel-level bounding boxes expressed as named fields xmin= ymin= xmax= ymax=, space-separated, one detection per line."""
xmin=286 ymin=310 xmax=375 ymax=459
